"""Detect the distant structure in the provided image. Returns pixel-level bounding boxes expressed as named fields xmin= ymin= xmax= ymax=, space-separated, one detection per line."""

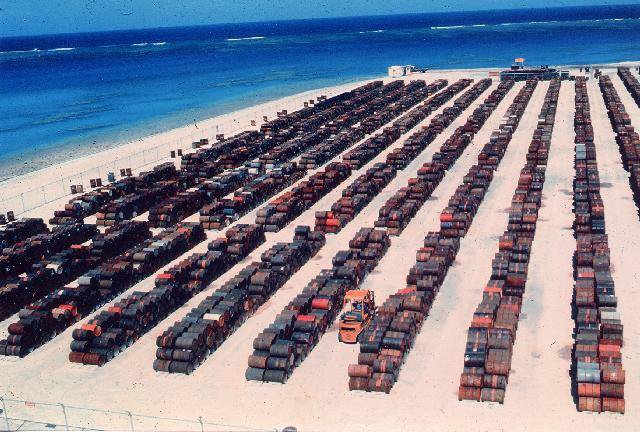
xmin=500 ymin=58 xmax=568 ymax=81
xmin=388 ymin=65 xmax=428 ymax=77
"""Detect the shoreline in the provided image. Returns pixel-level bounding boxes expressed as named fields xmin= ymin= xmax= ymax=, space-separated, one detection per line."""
xmin=2 ymin=62 xmax=639 ymax=209
xmin=0 ymin=77 xmax=376 ymax=200
xmin=0 ymin=75 xmax=376 ymax=183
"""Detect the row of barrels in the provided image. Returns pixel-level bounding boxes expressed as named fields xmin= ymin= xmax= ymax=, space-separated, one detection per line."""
xmin=0 ymin=221 xmax=97 ymax=281
xmin=314 ymin=80 xmax=478 ymax=235
xmin=264 ymin=81 xmax=468 ymax=234
xmin=154 ymin=225 xmax=325 ymax=374
xmin=458 ymin=79 xmax=561 ymax=404
xmin=256 ymin=162 xmax=353 ymax=232
xmin=315 ymin=163 xmax=397 ymax=233
xmin=181 ymin=80 xmax=353 ymax=177
xmin=389 ymin=80 xmax=538 ymax=396
xmin=571 ymin=77 xmax=625 ymax=414
xmin=341 ymin=80 xmax=450 ymax=170
xmin=67 ymin=223 xmax=227 ymax=366
xmin=200 ymin=163 xmax=306 ymax=230
xmin=196 ymin=81 xmax=413 ymax=230
xmin=617 ymin=67 xmax=640 ymax=108
xmin=103 ymin=83 xmax=384 ymax=228
xmin=600 ymin=74 xmax=640 ymax=218
xmin=95 ymin=173 xmax=200 ymax=226
xmin=0 ymin=220 xmax=154 ymax=322
xmin=296 ymin=81 xmax=429 ymax=170
xmin=247 ymin=228 xmax=391 ymax=383
xmin=51 ymin=162 xmax=178 ymax=224
xmin=259 ymin=81 xmax=384 ymax=135
xmin=376 ymin=78 xmax=505 ymax=235
xmin=383 ymin=79 xmax=474 ymax=171
xmin=0 ymin=222 xmax=205 ymax=357
xmin=347 ymin=288 xmax=432 ymax=393
xmin=180 ymin=132 xmax=261 ymax=179
xmin=0 ymin=218 xmax=48 ymax=250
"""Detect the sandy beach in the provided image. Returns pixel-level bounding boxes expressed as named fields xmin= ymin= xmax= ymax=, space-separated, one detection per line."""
xmin=1 ymin=65 xmax=639 ymax=431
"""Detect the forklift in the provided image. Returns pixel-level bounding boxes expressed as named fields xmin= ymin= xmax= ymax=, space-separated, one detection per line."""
xmin=338 ymin=290 xmax=376 ymax=344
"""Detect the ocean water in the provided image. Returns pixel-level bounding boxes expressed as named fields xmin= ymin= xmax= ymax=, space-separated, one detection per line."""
xmin=1 ymin=5 xmax=640 ymax=173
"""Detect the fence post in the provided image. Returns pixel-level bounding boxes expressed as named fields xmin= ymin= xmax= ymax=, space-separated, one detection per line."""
xmin=1 ymin=397 xmax=10 ymax=432
xmin=125 ymin=411 xmax=134 ymax=432
xmin=58 ymin=403 xmax=69 ymax=431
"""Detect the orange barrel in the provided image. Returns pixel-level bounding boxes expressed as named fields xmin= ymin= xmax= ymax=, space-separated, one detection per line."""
xmin=311 ymin=297 xmax=331 ymax=310
xmin=458 ymin=386 xmax=481 ymax=401
xmin=602 ymin=397 xmax=625 ymax=414
xmin=577 ymin=383 xmax=601 ymax=398
xmin=578 ymin=397 xmax=602 ymax=412
xmin=81 ymin=324 xmax=102 ymax=337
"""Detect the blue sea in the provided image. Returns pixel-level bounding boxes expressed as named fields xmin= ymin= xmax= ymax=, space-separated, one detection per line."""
xmin=1 ymin=5 xmax=640 ymax=175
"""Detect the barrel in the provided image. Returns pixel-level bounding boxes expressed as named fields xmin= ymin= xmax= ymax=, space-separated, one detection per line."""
xmin=349 ymin=377 xmax=370 ymax=391
xmin=602 ymin=397 xmax=625 ymax=414
xmin=266 ymin=356 xmax=290 ymax=371
xmin=263 ymin=369 xmax=288 ymax=383
xmin=600 ymin=383 xmax=624 ymax=398
xmin=69 ymin=351 xmax=86 ymax=363
xmin=577 ymin=383 xmax=601 ymax=398
xmin=153 ymin=359 xmax=171 ymax=372
xmin=70 ymin=340 xmax=90 ymax=353
xmin=481 ymin=388 xmax=505 ymax=404
xmin=578 ymin=397 xmax=602 ymax=412
xmin=483 ymin=374 xmax=507 ymax=389
xmin=169 ymin=360 xmax=194 ymax=375
xmin=458 ymin=386 xmax=481 ymax=401
xmin=460 ymin=373 xmax=483 ymax=388
xmin=248 ymin=353 xmax=269 ymax=369
xmin=253 ymin=333 xmax=277 ymax=351
xmin=311 ymin=298 xmax=331 ymax=310
xmin=358 ymin=352 xmax=378 ymax=366
xmin=245 ymin=367 xmax=265 ymax=381
xmin=348 ymin=364 xmax=373 ymax=378
xmin=82 ymin=353 xmax=105 ymax=366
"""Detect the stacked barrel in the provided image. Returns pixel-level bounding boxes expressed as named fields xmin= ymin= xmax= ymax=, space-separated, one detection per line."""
xmin=247 ymin=228 xmax=390 ymax=383
xmin=154 ymin=226 xmax=324 ymax=374
xmin=457 ymin=79 xmax=561 ymax=404
xmin=256 ymin=162 xmax=352 ymax=232
xmin=618 ymin=67 xmax=640 ymax=107
xmin=50 ymin=162 xmax=177 ymax=224
xmin=315 ymin=163 xmax=396 ymax=233
xmin=600 ymin=74 xmax=640 ymax=217
xmin=200 ymin=163 xmax=305 ymax=230
xmin=348 ymin=289 xmax=429 ymax=393
xmin=0 ymin=221 xmax=97 ymax=280
xmin=572 ymin=77 xmax=625 ymax=414
xmin=0 ymin=218 xmax=48 ymax=248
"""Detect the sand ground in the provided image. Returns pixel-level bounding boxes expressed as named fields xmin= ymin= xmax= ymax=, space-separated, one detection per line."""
xmin=1 ymin=68 xmax=640 ymax=431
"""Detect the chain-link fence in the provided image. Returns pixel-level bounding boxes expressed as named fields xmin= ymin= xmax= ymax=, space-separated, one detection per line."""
xmin=0 ymin=83 xmax=356 ymax=217
xmin=0 ymin=396 xmax=281 ymax=431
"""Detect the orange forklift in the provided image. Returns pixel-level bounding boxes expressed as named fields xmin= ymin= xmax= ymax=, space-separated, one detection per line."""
xmin=338 ymin=290 xmax=376 ymax=343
